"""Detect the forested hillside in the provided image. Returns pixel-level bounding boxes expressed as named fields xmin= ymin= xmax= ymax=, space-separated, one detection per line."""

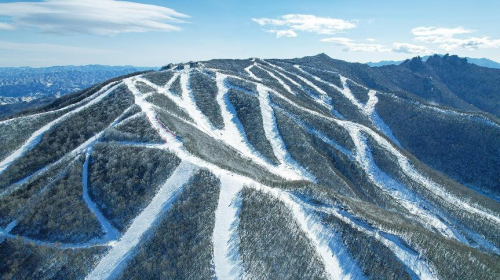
xmin=0 ymin=54 xmax=499 ymax=279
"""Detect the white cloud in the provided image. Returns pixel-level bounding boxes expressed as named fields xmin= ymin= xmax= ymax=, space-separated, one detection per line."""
xmin=412 ymin=26 xmax=500 ymax=51
xmin=0 ymin=0 xmax=189 ymax=36
xmin=267 ymin=29 xmax=298 ymax=38
xmin=392 ymin=43 xmax=433 ymax=55
xmin=253 ymin=14 xmax=356 ymax=37
xmin=0 ymin=22 xmax=15 ymax=30
xmin=411 ymin=26 xmax=473 ymax=37
xmin=323 ymin=38 xmax=435 ymax=55
xmin=321 ymin=37 xmax=390 ymax=52
xmin=365 ymin=38 xmax=376 ymax=42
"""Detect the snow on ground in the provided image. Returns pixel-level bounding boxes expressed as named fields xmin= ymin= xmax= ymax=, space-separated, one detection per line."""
xmin=269 ymin=67 xmax=499 ymax=227
xmin=383 ymin=92 xmax=500 ymax=130
xmin=215 ymin=72 xmax=267 ymax=159
xmin=179 ymin=71 xmax=218 ymax=134
xmin=294 ymin=66 xmax=402 ymax=146
xmin=255 ymin=83 xmax=315 ymax=181
xmin=256 ymin=81 xmax=499 ymax=247
xmin=87 ymin=161 xmax=199 ymax=280
xmin=363 ymin=89 xmax=402 ymax=146
xmin=213 ymin=174 xmax=244 ymax=280
xmin=261 ymin=62 xmax=333 ymax=110
xmin=244 ymin=63 xmax=261 ymax=81
xmin=0 ymin=83 xmax=117 ymax=126
xmin=131 ymin=80 xmax=362 ymax=279
xmin=134 ymin=76 xmax=194 ymax=124
xmin=116 ymin=71 xmax=500 ymax=277
xmin=212 ymin=72 xmax=308 ymax=180
xmin=0 ymin=82 xmax=122 ymax=176
xmin=82 ymin=149 xmax=120 ymax=243
xmin=256 ymin=65 xmax=295 ymax=95
xmin=261 ymin=63 xmax=302 ymax=88
xmin=170 ymin=150 xmax=361 ymax=280
xmin=276 ymin=107 xmax=353 ymax=158
xmin=345 ymin=127 xmax=463 ymax=241
xmin=0 ymin=106 xmax=138 ymax=249
xmin=136 ymin=69 xmax=313 ymax=181
xmin=251 ymin=182 xmax=364 ymax=280
xmin=2 ymin=66 xmax=496 ymax=276
xmin=125 ymin=78 xmax=179 ymax=147
xmin=0 ymin=105 xmax=136 ymax=199
xmin=356 ymin=122 xmax=500 ymax=226
xmin=308 ymin=203 xmax=437 ymax=280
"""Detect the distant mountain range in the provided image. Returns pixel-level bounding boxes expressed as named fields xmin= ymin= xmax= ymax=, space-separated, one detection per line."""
xmin=367 ymin=55 xmax=500 ymax=69
xmin=0 ymin=65 xmax=155 ymax=117
xmin=0 ymin=54 xmax=499 ymax=279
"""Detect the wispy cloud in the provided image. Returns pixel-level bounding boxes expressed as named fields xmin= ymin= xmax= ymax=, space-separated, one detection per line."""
xmin=0 ymin=22 xmax=15 ymax=30
xmin=0 ymin=0 xmax=189 ymax=36
xmin=412 ymin=26 xmax=500 ymax=50
xmin=392 ymin=43 xmax=433 ymax=55
xmin=322 ymin=38 xmax=433 ymax=55
xmin=411 ymin=26 xmax=473 ymax=37
xmin=321 ymin=37 xmax=390 ymax=52
xmin=253 ymin=14 xmax=356 ymax=38
xmin=0 ymin=41 xmax=119 ymax=54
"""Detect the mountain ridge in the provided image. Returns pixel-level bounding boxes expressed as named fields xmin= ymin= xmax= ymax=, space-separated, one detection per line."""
xmin=367 ymin=55 xmax=500 ymax=69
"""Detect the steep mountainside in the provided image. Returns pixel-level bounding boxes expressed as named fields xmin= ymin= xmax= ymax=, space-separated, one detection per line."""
xmin=0 ymin=55 xmax=499 ymax=279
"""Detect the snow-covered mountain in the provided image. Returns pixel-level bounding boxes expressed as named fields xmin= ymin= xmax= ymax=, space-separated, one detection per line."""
xmin=0 ymin=54 xmax=499 ymax=279
xmin=0 ymin=65 xmax=154 ymax=117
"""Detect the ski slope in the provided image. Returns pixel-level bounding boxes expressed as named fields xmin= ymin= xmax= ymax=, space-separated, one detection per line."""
xmin=87 ymin=161 xmax=198 ymax=280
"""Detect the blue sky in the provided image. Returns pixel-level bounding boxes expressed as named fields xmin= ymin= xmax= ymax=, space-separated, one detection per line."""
xmin=0 ymin=0 xmax=499 ymax=67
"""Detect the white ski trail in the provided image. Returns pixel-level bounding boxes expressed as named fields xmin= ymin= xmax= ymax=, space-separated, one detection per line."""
xmin=264 ymin=86 xmax=500 ymax=239
xmin=213 ymin=174 xmax=244 ymax=280
xmin=345 ymin=127 xmax=462 ymax=241
xmin=82 ymin=149 xmax=120 ymax=243
xmin=244 ymin=63 xmax=261 ymax=81
xmin=132 ymin=89 xmax=361 ymax=279
xmin=250 ymin=183 xmax=364 ymax=280
xmin=296 ymin=66 xmax=402 ymax=146
xmin=256 ymin=83 xmax=316 ymax=181
xmin=0 ymin=82 xmax=119 ymax=126
xmin=0 ymin=105 xmax=136 ymax=199
xmin=256 ymin=65 xmax=295 ymax=95
xmin=0 ymin=82 xmax=121 ymax=175
xmin=179 ymin=71 xmax=217 ymax=133
xmin=310 ymin=204 xmax=437 ymax=280
xmin=214 ymin=73 xmax=308 ymax=181
xmin=87 ymin=161 xmax=198 ymax=280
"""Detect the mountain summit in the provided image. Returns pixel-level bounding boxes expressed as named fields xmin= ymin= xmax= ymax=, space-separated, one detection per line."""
xmin=0 ymin=55 xmax=499 ymax=279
